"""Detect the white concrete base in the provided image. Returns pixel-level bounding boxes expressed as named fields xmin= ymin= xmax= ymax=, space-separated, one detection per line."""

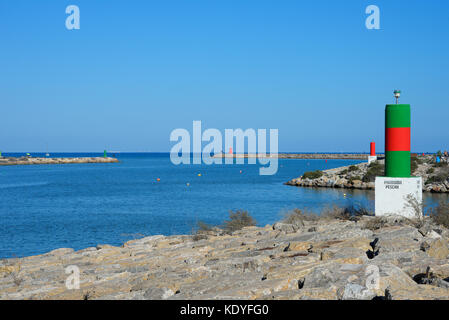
xmin=368 ymin=156 xmax=377 ymax=164
xmin=375 ymin=176 xmax=423 ymax=218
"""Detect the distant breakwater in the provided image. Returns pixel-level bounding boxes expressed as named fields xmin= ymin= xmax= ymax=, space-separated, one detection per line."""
xmin=0 ymin=157 xmax=119 ymax=166
xmin=214 ymin=153 xmax=380 ymax=160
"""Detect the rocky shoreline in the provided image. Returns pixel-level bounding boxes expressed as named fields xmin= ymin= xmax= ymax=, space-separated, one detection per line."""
xmin=0 ymin=157 xmax=119 ymax=166
xmin=1 ymin=214 xmax=448 ymax=300
xmin=285 ymin=156 xmax=449 ymax=193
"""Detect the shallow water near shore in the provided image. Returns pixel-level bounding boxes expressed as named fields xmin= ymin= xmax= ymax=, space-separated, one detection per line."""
xmin=1 ymin=153 xmax=447 ymax=258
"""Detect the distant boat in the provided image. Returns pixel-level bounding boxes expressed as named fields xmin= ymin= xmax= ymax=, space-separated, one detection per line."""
xmin=46 ymin=153 xmax=50 ymax=157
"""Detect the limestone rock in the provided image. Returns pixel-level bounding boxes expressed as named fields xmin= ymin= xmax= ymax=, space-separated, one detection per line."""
xmin=340 ymin=283 xmax=376 ymax=300
xmin=427 ymin=239 xmax=449 ymax=259
xmin=272 ymin=223 xmax=298 ymax=234
xmin=2 ymin=216 xmax=449 ymax=300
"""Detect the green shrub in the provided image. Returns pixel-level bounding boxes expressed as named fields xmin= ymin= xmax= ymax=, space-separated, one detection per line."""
xmin=282 ymin=208 xmax=319 ymax=225
xmin=426 ymin=173 xmax=448 ymax=184
xmin=362 ymin=161 xmax=384 ymax=183
xmin=302 ymin=170 xmax=323 ymax=180
xmin=411 ymin=156 xmax=419 ymax=174
xmin=339 ymin=169 xmax=348 ymax=175
xmin=348 ymin=165 xmax=358 ymax=172
xmin=222 ymin=210 xmax=257 ymax=234
xmin=349 ymin=176 xmax=362 ymax=182
xmin=426 ymin=168 xmax=434 ymax=175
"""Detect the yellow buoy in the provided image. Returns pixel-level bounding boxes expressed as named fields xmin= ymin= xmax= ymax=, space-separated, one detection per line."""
xmin=186 ymin=183 xmax=190 ymax=186
xmin=198 ymin=173 xmax=201 ymax=177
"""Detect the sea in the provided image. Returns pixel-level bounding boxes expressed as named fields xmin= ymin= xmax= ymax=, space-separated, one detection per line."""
xmin=0 ymin=152 xmax=447 ymax=258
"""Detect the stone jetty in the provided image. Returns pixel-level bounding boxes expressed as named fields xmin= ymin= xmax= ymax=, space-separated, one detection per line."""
xmin=1 ymin=214 xmax=448 ymax=300
xmin=285 ymin=156 xmax=449 ymax=193
xmin=0 ymin=157 xmax=119 ymax=166
xmin=214 ymin=153 xmax=371 ymax=160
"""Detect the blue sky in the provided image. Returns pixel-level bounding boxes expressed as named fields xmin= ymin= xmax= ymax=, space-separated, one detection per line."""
xmin=1 ymin=0 xmax=448 ymax=152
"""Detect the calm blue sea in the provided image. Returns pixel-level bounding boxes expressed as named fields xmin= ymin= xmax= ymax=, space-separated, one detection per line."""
xmin=0 ymin=153 xmax=447 ymax=258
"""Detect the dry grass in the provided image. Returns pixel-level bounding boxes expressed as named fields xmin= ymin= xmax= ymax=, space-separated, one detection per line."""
xmin=196 ymin=221 xmax=214 ymax=233
xmin=321 ymin=205 xmax=373 ymax=221
xmin=193 ymin=210 xmax=257 ymax=237
xmin=222 ymin=210 xmax=257 ymax=234
xmin=404 ymin=194 xmax=424 ymax=221
xmin=282 ymin=205 xmax=373 ymax=224
xmin=192 ymin=221 xmax=216 ymax=241
xmin=363 ymin=217 xmax=387 ymax=231
xmin=429 ymin=201 xmax=449 ymax=228
xmin=282 ymin=208 xmax=319 ymax=225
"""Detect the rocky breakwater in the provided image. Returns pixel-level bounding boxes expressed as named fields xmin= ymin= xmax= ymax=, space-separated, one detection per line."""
xmin=286 ymin=155 xmax=449 ymax=193
xmin=0 ymin=157 xmax=119 ymax=166
xmin=214 ymin=153 xmax=370 ymax=160
xmin=1 ymin=214 xmax=449 ymax=300
xmin=285 ymin=161 xmax=377 ymax=190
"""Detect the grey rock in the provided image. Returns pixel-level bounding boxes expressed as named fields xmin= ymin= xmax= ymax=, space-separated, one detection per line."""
xmin=340 ymin=283 xmax=376 ymax=300
xmin=303 ymin=267 xmax=337 ymax=289
xmin=272 ymin=223 xmax=298 ymax=234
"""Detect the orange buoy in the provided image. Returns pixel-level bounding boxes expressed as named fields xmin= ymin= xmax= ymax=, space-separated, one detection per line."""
xmin=156 ymin=178 xmax=160 ymax=182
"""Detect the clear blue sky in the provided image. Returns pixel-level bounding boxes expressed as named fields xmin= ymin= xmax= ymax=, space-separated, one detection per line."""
xmin=1 ymin=0 xmax=448 ymax=152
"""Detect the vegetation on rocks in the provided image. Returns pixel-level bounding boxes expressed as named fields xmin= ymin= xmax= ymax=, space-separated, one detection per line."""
xmin=430 ymin=201 xmax=449 ymax=228
xmin=193 ymin=210 xmax=258 ymax=238
xmin=321 ymin=205 xmax=373 ymax=221
xmin=362 ymin=161 xmax=384 ymax=183
xmin=426 ymin=166 xmax=449 ymax=185
xmin=434 ymin=162 xmax=448 ymax=168
xmin=197 ymin=221 xmax=214 ymax=232
xmin=286 ymin=155 xmax=449 ymax=193
xmin=302 ymin=170 xmax=324 ymax=180
xmin=282 ymin=208 xmax=319 ymax=225
xmin=223 ymin=210 xmax=257 ymax=234
xmin=282 ymin=205 xmax=373 ymax=225
xmin=411 ymin=156 xmax=421 ymax=174
xmin=363 ymin=217 xmax=387 ymax=231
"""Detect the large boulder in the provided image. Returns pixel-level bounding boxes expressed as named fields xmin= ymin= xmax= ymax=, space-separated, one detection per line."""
xmin=427 ymin=239 xmax=449 ymax=259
